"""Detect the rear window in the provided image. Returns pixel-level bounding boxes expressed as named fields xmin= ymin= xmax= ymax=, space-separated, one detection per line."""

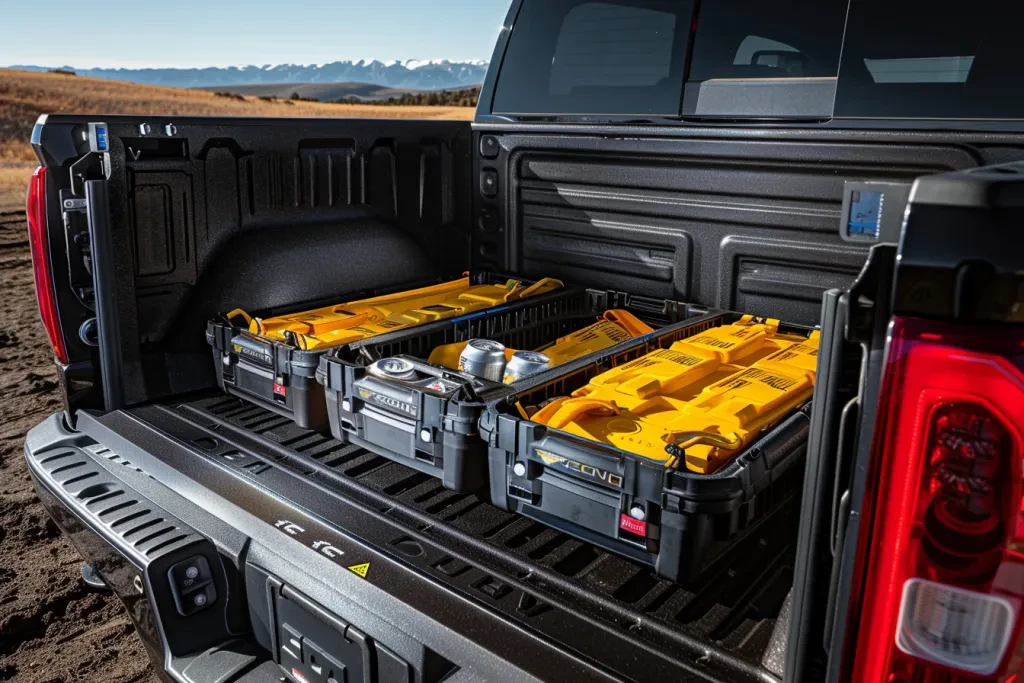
xmin=682 ymin=0 xmax=847 ymax=118
xmin=492 ymin=0 xmax=695 ymax=116
xmin=834 ymin=1 xmax=1024 ymax=119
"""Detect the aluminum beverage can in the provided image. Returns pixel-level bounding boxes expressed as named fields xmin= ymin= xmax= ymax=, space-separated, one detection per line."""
xmin=458 ymin=339 xmax=507 ymax=381
xmin=368 ymin=357 xmax=418 ymax=381
xmin=503 ymin=350 xmax=551 ymax=383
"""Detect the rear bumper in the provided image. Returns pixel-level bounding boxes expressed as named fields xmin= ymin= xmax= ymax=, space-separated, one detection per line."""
xmin=25 ymin=413 xmax=281 ymax=683
xmin=24 ymin=411 xmax=645 ymax=683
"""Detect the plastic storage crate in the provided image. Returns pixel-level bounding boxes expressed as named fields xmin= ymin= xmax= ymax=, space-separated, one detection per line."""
xmin=206 ymin=273 xmax=559 ymax=432
xmin=316 ymin=289 xmax=697 ymax=493
xmin=479 ymin=312 xmax=816 ymax=583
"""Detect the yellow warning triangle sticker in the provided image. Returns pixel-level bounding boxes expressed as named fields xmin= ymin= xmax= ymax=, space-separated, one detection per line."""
xmin=347 ymin=562 xmax=370 ymax=578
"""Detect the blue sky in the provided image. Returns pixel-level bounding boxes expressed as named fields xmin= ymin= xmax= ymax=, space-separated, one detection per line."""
xmin=0 ymin=0 xmax=512 ymax=68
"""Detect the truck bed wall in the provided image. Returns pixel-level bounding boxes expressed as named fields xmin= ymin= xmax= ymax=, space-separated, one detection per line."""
xmin=34 ymin=116 xmax=474 ymax=408
xmin=468 ymin=125 xmax=1024 ymax=327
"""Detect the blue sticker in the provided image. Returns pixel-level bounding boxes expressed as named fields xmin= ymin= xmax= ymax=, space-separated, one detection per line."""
xmin=95 ymin=125 xmax=109 ymax=152
xmin=848 ymin=190 xmax=883 ymax=239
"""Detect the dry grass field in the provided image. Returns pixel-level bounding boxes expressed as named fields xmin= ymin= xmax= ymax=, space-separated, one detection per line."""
xmin=0 ymin=67 xmax=473 ymax=682
xmin=0 ymin=66 xmax=475 ymax=169
xmin=0 ymin=165 xmax=33 ymax=214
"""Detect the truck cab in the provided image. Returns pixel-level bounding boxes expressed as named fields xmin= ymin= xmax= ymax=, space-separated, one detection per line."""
xmin=23 ymin=1 xmax=1024 ymax=681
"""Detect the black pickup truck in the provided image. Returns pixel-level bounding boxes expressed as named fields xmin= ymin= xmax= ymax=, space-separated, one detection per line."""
xmin=23 ymin=1 xmax=1024 ymax=681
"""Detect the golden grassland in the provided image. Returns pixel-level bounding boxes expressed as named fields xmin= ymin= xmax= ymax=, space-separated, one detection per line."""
xmin=0 ymin=67 xmax=476 ymax=206
xmin=0 ymin=163 xmax=35 ymax=213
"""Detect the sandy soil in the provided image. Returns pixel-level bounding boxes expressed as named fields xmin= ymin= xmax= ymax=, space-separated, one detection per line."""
xmin=0 ymin=209 xmax=158 ymax=682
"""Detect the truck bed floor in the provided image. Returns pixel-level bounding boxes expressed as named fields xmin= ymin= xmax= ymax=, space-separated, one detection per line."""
xmin=178 ymin=394 xmax=792 ymax=672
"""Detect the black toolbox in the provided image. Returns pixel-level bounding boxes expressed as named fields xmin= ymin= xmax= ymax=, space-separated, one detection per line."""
xmin=479 ymin=312 xmax=815 ymax=583
xmin=316 ymin=289 xmax=699 ymax=494
xmin=206 ymin=273 xmax=553 ymax=432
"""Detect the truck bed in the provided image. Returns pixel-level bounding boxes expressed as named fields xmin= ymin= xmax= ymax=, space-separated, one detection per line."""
xmin=32 ymin=392 xmax=798 ymax=682
xmin=34 ymin=113 xmax=1010 ymax=683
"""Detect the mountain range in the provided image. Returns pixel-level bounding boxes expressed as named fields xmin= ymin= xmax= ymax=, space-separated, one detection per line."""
xmin=8 ymin=59 xmax=489 ymax=91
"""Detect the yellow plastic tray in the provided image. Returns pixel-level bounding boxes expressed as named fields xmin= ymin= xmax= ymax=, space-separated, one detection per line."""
xmin=532 ymin=316 xmax=819 ymax=474
xmin=227 ymin=276 xmax=563 ymax=351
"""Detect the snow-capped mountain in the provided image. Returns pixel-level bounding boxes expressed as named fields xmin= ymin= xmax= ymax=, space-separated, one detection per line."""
xmin=9 ymin=60 xmax=490 ymax=90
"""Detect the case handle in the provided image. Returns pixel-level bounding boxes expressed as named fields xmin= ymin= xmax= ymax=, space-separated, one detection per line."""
xmin=535 ymin=397 xmax=619 ymax=430
xmin=664 ymin=430 xmax=742 ymax=450
xmin=504 ymin=277 xmax=563 ymax=302
xmin=225 ymin=308 xmax=253 ymax=327
xmin=602 ymin=309 xmax=654 ymax=337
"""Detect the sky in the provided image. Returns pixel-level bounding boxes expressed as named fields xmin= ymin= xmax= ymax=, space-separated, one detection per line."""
xmin=0 ymin=0 xmax=513 ymax=68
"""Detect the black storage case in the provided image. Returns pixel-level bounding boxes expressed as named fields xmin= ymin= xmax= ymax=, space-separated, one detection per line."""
xmin=206 ymin=273 xmax=543 ymax=432
xmin=479 ymin=312 xmax=814 ymax=583
xmin=317 ymin=289 xmax=697 ymax=494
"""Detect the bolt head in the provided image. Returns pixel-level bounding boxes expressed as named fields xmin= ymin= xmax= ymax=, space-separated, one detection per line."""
xmin=341 ymin=399 xmax=352 ymax=412
xmin=420 ymin=429 xmax=432 ymax=443
xmin=193 ymin=592 xmax=208 ymax=607
xmin=185 ymin=566 xmax=199 ymax=579
xmin=139 ymin=123 xmax=152 ymax=136
xmin=512 ymin=461 xmax=527 ymax=477
xmin=164 ymin=123 xmax=177 ymax=136
xmin=629 ymin=505 xmax=646 ymax=521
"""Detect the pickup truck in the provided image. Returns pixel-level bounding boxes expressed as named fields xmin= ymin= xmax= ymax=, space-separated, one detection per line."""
xmin=23 ymin=1 xmax=1024 ymax=681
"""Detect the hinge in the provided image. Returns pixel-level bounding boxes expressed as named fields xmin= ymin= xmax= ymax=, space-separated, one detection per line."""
xmin=60 ymin=122 xmax=111 ymax=310
xmin=59 ymin=189 xmax=95 ymax=308
xmin=843 ymin=244 xmax=897 ymax=345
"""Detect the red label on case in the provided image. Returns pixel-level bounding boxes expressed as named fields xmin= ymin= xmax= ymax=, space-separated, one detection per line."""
xmin=619 ymin=513 xmax=647 ymax=536
xmin=273 ymin=382 xmax=287 ymax=396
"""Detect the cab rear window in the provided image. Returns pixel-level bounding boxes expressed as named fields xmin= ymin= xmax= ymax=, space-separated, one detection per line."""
xmin=833 ymin=0 xmax=1024 ymax=119
xmin=492 ymin=0 xmax=1024 ymax=123
xmin=492 ymin=0 xmax=694 ymax=116
xmin=682 ymin=0 xmax=847 ymax=118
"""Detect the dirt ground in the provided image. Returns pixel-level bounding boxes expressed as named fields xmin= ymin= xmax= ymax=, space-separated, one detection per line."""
xmin=0 ymin=208 xmax=158 ymax=682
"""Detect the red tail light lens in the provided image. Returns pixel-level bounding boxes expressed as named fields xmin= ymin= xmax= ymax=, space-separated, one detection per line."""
xmin=848 ymin=317 xmax=1024 ymax=681
xmin=26 ymin=166 xmax=68 ymax=365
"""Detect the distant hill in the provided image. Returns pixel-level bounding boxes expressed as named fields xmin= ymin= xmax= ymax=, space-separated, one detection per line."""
xmin=203 ymin=82 xmax=480 ymax=107
xmin=9 ymin=59 xmax=488 ymax=91
xmin=377 ymin=87 xmax=480 ymax=108
xmin=200 ymin=82 xmax=424 ymax=102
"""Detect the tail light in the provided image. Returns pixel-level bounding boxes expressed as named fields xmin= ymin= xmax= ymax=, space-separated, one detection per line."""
xmin=847 ymin=316 xmax=1024 ymax=681
xmin=26 ymin=166 xmax=68 ymax=365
